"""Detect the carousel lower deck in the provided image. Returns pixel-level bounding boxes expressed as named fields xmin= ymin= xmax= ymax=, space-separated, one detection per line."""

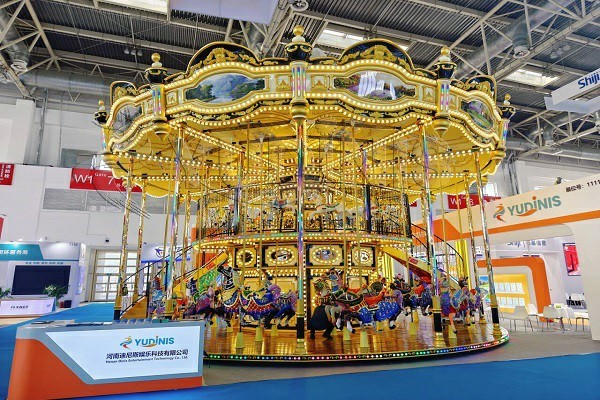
xmin=203 ymin=317 xmax=509 ymax=362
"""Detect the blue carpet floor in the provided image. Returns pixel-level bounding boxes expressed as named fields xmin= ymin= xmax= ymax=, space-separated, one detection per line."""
xmin=2 ymin=303 xmax=600 ymax=400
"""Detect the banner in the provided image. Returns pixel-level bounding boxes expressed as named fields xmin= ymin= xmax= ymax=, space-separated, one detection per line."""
xmin=447 ymin=194 xmax=501 ymax=209
xmin=0 ymin=163 xmax=14 ymax=185
xmin=0 ymin=242 xmax=80 ymax=261
xmin=0 ymin=298 xmax=54 ymax=316
xmin=70 ymin=168 xmax=141 ymax=192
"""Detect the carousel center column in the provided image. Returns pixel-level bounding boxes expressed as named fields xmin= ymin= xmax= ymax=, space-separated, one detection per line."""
xmin=428 ymin=46 xmax=457 ymax=346
xmin=286 ymin=25 xmax=311 ymax=355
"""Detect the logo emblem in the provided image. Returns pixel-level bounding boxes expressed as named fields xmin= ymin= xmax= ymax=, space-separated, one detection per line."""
xmin=120 ymin=336 xmax=132 ymax=349
xmin=493 ymin=204 xmax=506 ymax=222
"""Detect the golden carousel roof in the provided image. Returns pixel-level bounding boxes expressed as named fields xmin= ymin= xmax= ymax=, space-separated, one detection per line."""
xmin=95 ymin=26 xmax=515 ymax=199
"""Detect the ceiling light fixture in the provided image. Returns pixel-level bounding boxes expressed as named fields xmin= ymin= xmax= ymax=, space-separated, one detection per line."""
xmin=316 ymin=28 xmax=410 ymax=51
xmin=505 ymin=68 xmax=559 ymax=87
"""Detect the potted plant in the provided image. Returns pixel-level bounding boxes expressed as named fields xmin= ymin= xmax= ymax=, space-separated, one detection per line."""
xmin=0 ymin=287 xmax=10 ymax=300
xmin=43 ymin=284 xmax=69 ymax=311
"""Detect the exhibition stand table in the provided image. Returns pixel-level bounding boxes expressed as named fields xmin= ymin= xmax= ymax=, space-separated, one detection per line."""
xmin=8 ymin=320 xmax=205 ymax=400
xmin=0 ymin=297 xmax=54 ymax=317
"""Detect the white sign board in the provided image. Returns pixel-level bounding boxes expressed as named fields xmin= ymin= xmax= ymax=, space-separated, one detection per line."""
xmin=47 ymin=325 xmax=202 ymax=380
xmin=0 ymin=298 xmax=54 ymax=316
xmin=551 ymin=67 xmax=600 ymax=105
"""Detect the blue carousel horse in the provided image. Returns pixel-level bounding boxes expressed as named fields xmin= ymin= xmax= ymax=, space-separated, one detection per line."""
xmin=264 ymin=289 xmax=297 ymax=328
xmin=216 ymin=264 xmax=282 ymax=325
xmin=313 ymin=277 xmax=403 ymax=333
xmin=408 ymin=282 xmax=433 ymax=316
xmin=147 ymin=276 xmax=165 ymax=317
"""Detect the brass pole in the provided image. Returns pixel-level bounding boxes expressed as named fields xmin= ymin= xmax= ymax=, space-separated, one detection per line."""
xmin=180 ymin=193 xmax=192 ymax=302
xmin=454 ymin=191 xmax=468 ymax=283
xmin=133 ymin=179 xmax=147 ymax=303
xmin=474 ymin=153 xmax=501 ymax=335
xmin=165 ymin=125 xmax=184 ymax=318
xmin=464 ymin=175 xmax=480 ymax=288
xmin=438 ymin=169 xmax=452 ymax=281
xmin=351 ymin=121 xmax=362 ymax=290
xmin=418 ymin=122 xmax=444 ymax=346
xmin=114 ymin=157 xmax=134 ymax=320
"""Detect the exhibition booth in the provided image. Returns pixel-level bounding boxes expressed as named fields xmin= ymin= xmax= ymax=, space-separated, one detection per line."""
xmin=0 ymin=242 xmax=84 ymax=317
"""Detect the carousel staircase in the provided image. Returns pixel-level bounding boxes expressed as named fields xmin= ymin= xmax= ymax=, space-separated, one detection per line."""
xmin=382 ymin=246 xmax=432 ymax=281
xmin=120 ymin=250 xmax=227 ymax=319
xmin=382 ymin=246 xmax=461 ymax=289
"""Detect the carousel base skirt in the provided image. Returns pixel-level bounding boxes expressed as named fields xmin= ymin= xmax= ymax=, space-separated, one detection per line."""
xmin=203 ymin=319 xmax=509 ymax=363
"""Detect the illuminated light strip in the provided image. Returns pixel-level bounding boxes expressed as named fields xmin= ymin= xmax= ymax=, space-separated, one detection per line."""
xmin=203 ymin=331 xmax=508 ymax=362
xmin=111 ymin=151 xmax=238 ymax=171
xmin=370 ymin=147 xmax=493 ymax=169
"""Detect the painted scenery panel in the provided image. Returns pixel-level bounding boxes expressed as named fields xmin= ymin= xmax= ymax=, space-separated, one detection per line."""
xmin=185 ymin=73 xmax=265 ymax=103
xmin=334 ymin=71 xmax=416 ymax=100
xmin=461 ymin=100 xmax=493 ymax=130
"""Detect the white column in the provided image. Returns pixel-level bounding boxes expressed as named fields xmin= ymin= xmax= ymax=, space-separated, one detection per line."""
xmin=5 ymin=100 xmax=35 ymax=164
xmin=568 ymin=220 xmax=600 ymax=340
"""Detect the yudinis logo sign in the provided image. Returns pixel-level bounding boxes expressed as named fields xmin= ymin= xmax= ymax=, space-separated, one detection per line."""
xmin=494 ymin=195 xmax=562 ymax=223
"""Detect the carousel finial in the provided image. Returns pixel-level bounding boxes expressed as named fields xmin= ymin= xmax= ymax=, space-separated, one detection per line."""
xmin=292 ymin=25 xmax=306 ymax=43
xmin=503 ymin=93 xmax=511 ymax=105
xmin=98 ymin=99 xmax=105 ymax=111
xmin=439 ymin=46 xmax=451 ymax=62
xmin=151 ymin=53 xmax=162 ymax=68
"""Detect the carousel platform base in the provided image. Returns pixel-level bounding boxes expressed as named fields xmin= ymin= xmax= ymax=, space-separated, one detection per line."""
xmin=203 ymin=319 xmax=509 ymax=363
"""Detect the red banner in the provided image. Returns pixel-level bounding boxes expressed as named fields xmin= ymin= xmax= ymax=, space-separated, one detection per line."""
xmin=0 ymin=216 xmax=4 ymax=240
xmin=0 ymin=163 xmax=14 ymax=186
xmin=70 ymin=168 xmax=141 ymax=192
xmin=446 ymin=194 xmax=501 ymax=209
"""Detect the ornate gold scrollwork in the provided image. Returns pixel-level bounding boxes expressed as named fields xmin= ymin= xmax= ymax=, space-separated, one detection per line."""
xmin=202 ymin=47 xmax=239 ymax=66
xmin=276 ymin=79 xmax=292 ymax=92
xmin=360 ymin=45 xmax=397 ymax=62
xmin=311 ymin=79 xmax=328 ymax=91
xmin=113 ymin=86 xmax=137 ymax=101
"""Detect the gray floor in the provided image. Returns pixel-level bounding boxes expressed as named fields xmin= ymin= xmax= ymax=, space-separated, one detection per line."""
xmin=203 ymin=319 xmax=600 ymax=386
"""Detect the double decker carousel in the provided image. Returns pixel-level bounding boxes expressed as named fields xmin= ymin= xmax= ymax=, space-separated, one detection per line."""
xmin=95 ymin=26 xmax=515 ymax=362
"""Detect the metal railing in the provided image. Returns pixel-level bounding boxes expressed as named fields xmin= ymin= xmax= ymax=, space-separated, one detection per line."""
xmin=119 ymin=242 xmax=197 ymax=318
xmin=199 ymin=182 xmax=408 ymax=239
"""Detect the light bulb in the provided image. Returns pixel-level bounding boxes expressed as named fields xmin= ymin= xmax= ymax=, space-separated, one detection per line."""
xmin=137 ymin=50 xmax=143 ymax=56
xmin=124 ymin=48 xmax=130 ymax=54
xmin=556 ymin=48 xmax=564 ymax=56
xmin=550 ymin=51 xmax=557 ymax=59
xmin=562 ymin=44 xmax=570 ymax=52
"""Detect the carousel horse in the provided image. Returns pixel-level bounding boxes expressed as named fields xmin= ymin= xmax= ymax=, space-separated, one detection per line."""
xmin=468 ymin=287 xmax=484 ymax=322
xmin=185 ymin=279 xmax=222 ymax=322
xmin=313 ymin=277 xmax=402 ymax=332
xmin=408 ymin=281 xmax=433 ymax=316
xmin=264 ymin=289 xmax=298 ymax=328
xmin=216 ymin=264 xmax=282 ymax=325
xmin=147 ymin=276 xmax=165 ymax=317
